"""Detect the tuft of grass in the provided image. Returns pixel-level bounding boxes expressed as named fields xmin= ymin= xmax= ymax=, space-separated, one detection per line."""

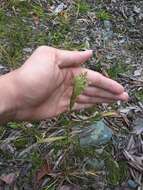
xmin=107 ymin=62 xmax=127 ymax=79
xmin=0 ymin=8 xmax=32 ymax=67
xmin=0 ymin=1 xmax=83 ymax=67
xmin=96 ymin=10 xmax=111 ymax=21
xmin=49 ymin=13 xmax=71 ymax=46
xmin=27 ymin=151 xmax=44 ymax=177
xmin=31 ymin=4 xmax=45 ymax=17
xmin=105 ymin=157 xmax=121 ymax=185
xmin=102 ymin=147 xmax=128 ymax=186
xmin=0 ymin=2 xmax=49 ymax=67
xmin=75 ymin=0 xmax=91 ymax=14
xmin=7 ymin=122 xmax=23 ymax=129
xmin=14 ymin=137 xmax=28 ymax=149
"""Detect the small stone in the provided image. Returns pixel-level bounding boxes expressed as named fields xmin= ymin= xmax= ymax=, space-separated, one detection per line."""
xmin=80 ymin=120 xmax=112 ymax=147
xmin=103 ymin=20 xmax=113 ymax=42
xmin=127 ymin=179 xmax=138 ymax=189
xmin=54 ymin=3 xmax=66 ymax=14
xmin=23 ymin=47 xmax=32 ymax=53
xmin=133 ymin=118 xmax=143 ymax=134
xmin=0 ymin=64 xmax=5 ymax=70
xmin=0 ymin=64 xmax=9 ymax=75
xmin=104 ymin=20 xmax=112 ymax=31
xmin=139 ymin=13 xmax=143 ymax=20
xmin=134 ymin=69 xmax=142 ymax=77
xmin=103 ymin=31 xmax=113 ymax=41
xmin=133 ymin=6 xmax=141 ymax=14
xmin=128 ymin=16 xmax=135 ymax=25
xmin=119 ymin=106 xmax=141 ymax=115
xmin=119 ymin=37 xmax=127 ymax=44
xmin=125 ymin=57 xmax=132 ymax=64
xmin=106 ymin=54 xmax=116 ymax=60
xmin=84 ymin=158 xmax=104 ymax=171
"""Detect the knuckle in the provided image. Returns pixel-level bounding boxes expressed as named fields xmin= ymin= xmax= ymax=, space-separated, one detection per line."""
xmin=36 ymin=46 xmax=58 ymax=63
xmin=37 ymin=45 xmax=50 ymax=52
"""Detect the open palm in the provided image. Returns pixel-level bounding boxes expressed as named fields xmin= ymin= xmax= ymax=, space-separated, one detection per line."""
xmin=13 ymin=46 xmax=128 ymax=121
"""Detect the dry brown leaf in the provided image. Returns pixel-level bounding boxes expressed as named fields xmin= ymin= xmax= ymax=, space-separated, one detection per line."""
xmin=36 ymin=162 xmax=52 ymax=182
xmin=0 ymin=173 xmax=16 ymax=185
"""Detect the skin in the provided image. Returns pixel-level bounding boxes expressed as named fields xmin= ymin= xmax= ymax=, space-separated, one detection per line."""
xmin=0 ymin=46 xmax=128 ymax=123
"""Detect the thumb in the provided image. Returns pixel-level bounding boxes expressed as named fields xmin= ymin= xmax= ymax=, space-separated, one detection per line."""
xmin=57 ymin=49 xmax=93 ymax=68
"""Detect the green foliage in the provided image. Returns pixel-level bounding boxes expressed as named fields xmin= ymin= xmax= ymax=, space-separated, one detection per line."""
xmin=14 ymin=137 xmax=28 ymax=149
xmin=94 ymin=61 xmax=102 ymax=72
xmin=7 ymin=122 xmax=23 ymax=129
xmin=22 ymin=126 xmax=42 ymax=140
xmin=135 ymin=89 xmax=143 ymax=102
xmin=31 ymin=4 xmax=45 ymax=17
xmin=8 ymin=0 xmax=31 ymax=6
xmin=51 ymin=31 xmax=64 ymax=45
xmin=0 ymin=2 xmax=49 ymax=67
xmin=0 ymin=148 xmax=13 ymax=159
xmin=102 ymin=148 xmax=128 ymax=186
xmin=107 ymin=62 xmax=127 ymax=79
xmin=70 ymin=72 xmax=88 ymax=110
xmin=74 ymin=145 xmax=97 ymax=158
xmin=118 ymin=161 xmax=128 ymax=183
xmin=96 ymin=10 xmax=111 ymax=20
xmin=30 ymin=151 xmax=43 ymax=175
xmin=0 ymin=1 xmax=87 ymax=67
xmin=49 ymin=14 xmax=71 ymax=46
xmin=0 ymin=8 xmax=32 ymax=67
xmin=76 ymin=0 xmax=91 ymax=14
xmin=106 ymin=159 xmax=120 ymax=185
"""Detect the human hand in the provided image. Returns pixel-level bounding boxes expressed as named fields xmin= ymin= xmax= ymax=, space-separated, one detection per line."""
xmin=6 ymin=46 xmax=128 ymax=121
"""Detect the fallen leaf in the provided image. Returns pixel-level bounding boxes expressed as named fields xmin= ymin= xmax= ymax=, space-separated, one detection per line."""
xmin=0 ymin=173 xmax=16 ymax=185
xmin=37 ymin=136 xmax=66 ymax=144
xmin=36 ymin=162 xmax=52 ymax=182
xmin=101 ymin=111 xmax=120 ymax=117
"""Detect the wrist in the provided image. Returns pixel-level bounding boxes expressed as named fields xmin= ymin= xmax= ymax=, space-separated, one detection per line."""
xmin=0 ymin=71 xmax=20 ymax=123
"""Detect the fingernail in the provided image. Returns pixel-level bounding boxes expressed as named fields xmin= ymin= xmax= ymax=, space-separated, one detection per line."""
xmin=121 ymin=92 xmax=129 ymax=101
xmin=86 ymin=50 xmax=93 ymax=55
